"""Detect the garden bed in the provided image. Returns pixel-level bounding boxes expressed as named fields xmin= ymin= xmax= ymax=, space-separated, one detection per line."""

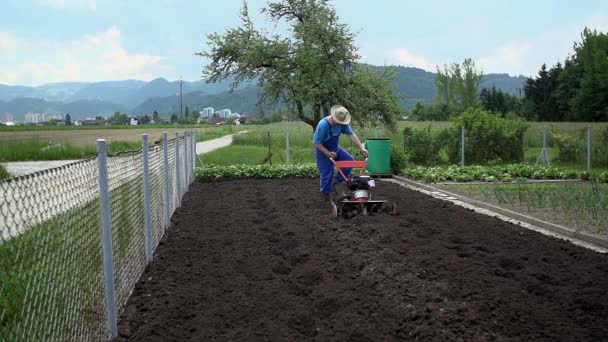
xmin=115 ymin=178 xmax=608 ymax=341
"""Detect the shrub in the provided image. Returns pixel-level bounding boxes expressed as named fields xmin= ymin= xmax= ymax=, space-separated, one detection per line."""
xmin=447 ymin=108 xmax=529 ymax=164
xmin=402 ymin=125 xmax=446 ymax=165
xmin=550 ymin=132 xmax=584 ymax=163
xmin=390 ymin=147 xmax=407 ymax=175
xmin=196 ymin=164 xmax=318 ymax=181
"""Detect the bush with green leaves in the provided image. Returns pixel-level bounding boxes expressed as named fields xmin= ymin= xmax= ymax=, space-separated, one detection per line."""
xmin=446 ymin=108 xmax=529 ymax=164
xmin=550 ymin=131 xmax=584 ymax=163
xmin=594 ymin=127 xmax=608 ymax=167
xmin=401 ymin=164 xmax=602 ymax=183
xmin=402 ymin=125 xmax=446 ymax=165
xmin=389 ymin=147 xmax=407 ymax=175
xmin=196 ymin=164 xmax=319 ymax=181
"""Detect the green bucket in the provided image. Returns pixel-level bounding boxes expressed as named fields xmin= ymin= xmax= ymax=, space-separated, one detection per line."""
xmin=364 ymin=138 xmax=391 ymax=175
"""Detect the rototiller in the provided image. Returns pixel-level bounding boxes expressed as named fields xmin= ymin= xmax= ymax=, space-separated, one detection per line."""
xmin=329 ymin=158 xmax=397 ymax=218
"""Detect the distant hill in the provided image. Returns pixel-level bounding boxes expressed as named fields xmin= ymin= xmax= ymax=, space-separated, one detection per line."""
xmin=0 ymin=66 xmax=528 ymax=119
xmin=132 ymin=86 xmax=269 ymax=116
xmin=0 ymin=98 xmax=126 ymax=120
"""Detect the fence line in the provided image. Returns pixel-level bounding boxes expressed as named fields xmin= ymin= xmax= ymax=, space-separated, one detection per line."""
xmin=0 ymin=130 xmax=196 ymax=341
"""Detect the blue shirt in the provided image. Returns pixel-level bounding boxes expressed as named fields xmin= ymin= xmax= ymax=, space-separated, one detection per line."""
xmin=313 ymin=117 xmax=353 ymax=152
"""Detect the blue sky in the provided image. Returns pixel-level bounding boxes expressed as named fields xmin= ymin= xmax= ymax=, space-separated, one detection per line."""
xmin=1 ymin=0 xmax=607 ymax=86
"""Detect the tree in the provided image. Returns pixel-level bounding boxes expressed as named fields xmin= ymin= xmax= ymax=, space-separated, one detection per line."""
xmin=459 ymin=58 xmax=483 ymax=109
xmin=184 ymin=106 xmax=190 ymax=118
xmin=571 ymin=28 xmax=608 ymax=122
xmin=152 ymin=110 xmax=160 ymax=123
xmin=139 ymin=114 xmax=150 ymax=125
xmin=65 ymin=113 xmax=72 ymax=125
xmin=480 ymin=86 xmax=521 ymax=115
xmin=435 ymin=58 xmax=483 ymax=113
xmin=523 ymin=63 xmax=561 ymax=121
xmin=170 ymin=114 xmax=178 ymax=123
xmin=110 ymin=112 xmax=129 ymax=125
xmin=197 ymin=0 xmax=402 ymax=131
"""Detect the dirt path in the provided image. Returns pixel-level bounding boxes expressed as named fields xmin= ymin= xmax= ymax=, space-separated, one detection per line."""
xmin=2 ymin=160 xmax=81 ymax=177
xmin=115 ymin=179 xmax=608 ymax=341
xmin=2 ymin=131 xmax=245 ymax=177
xmin=195 ymin=130 xmax=248 ymax=154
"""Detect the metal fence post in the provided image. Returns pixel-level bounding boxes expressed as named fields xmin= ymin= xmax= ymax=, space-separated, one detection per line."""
xmin=587 ymin=126 xmax=592 ymax=171
xmin=184 ymin=131 xmax=190 ymax=188
xmin=543 ymin=127 xmax=551 ymax=166
xmin=192 ymin=130 xmax=197 ymax=174
xmin=96 ymin=139 xmax=117 ymax=339
xmin=175 ymin=131 xmax=181 ymax=208
xmin=186 ymin=131 xmax=191 ymax=185
xmin=142 ymin=134 xmax=153 ymax=263
xmin=460 ymin=127 xmax=465 ymax=166
xmin=162 ymin=132 xmax=170 ymax=227
xmin=286 ymin=128 xmax=291 ymax=166
xmin=268 ymin=130 xmax=272 ymax=166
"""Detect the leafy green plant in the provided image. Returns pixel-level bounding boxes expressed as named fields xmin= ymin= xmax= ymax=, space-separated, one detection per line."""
xmin=447 ymin=108 xmax=529 ymax=164
xmin=402 ymin=125 xmax=446 ymax=165
xmin=196 ymin=164 xmax=319 ymax=181
xmin=550 ymin=131 xmax=584 ymax=163
xmin=401 ymin=164 xmax=605 ymax=183
xmin=0 ymin=164 xmax=9 ymax=180
xmin=390 ymin=147 xmax=407 ymax=175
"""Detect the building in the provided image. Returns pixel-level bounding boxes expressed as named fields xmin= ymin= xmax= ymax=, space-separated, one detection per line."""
xmin=129 ymin=117 xmax=138 ymax=126
xmin=201 ymin=107 xmax=214 ymax=118
xmin=220 ymin=109 xmax=231 ymax=118
xmin=0 ymin=113 xmax=14 ymax=123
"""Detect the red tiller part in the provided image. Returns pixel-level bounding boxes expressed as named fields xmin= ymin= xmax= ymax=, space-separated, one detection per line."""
xmin=330 ymin=158 xmax=368 ymax=181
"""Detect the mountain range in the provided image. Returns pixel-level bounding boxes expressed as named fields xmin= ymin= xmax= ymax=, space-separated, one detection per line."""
xmin=0 ymin=67 xmax=528 ymax=121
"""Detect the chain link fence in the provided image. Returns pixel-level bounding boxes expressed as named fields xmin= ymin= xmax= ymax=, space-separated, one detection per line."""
xmin=0 ymin=130 xmax=196 ymax=341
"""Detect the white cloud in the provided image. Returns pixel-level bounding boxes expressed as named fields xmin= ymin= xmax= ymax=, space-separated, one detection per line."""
xmin=40 ymin=0 xmax=97 ymax=11
xmin=388 ymin=48 xmax=436 ymax=71
xmin=477 ymin=13 xmax=608 ymax=77
xmin=0 ymin=26 xmax=172 ymax=86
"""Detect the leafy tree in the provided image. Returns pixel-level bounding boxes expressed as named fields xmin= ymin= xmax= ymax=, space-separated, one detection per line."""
xmin=459 ymin=58 xmax=483 ymax=109
xmin=435 ymin=58 xmax=483 ymax=113
xmin=571 ymin=28 xmax=608 ymax=122
xmin=197 ymin=0 xmax=402 ymax=131
xmin=110 ymin=112 xmax=129 ymax=125
xmin=480 ymin=86 xmax=521 ymax=116
xmin=152 ymin=110 xmax=160 ymax=123
xmin=139 ymin=114 xmax=150 ymax=125
xmin=65 ymin=113 xmax=71 ymax=125
xmin=170 ymin=114 xmax=178 ymax=123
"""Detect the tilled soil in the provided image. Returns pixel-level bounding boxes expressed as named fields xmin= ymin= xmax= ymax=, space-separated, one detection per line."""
xmin=115 ymin=179 xmax=608 ymax=342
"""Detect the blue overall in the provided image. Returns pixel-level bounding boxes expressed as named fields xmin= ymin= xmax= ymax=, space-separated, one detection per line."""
xmin=313 ymin=117 xmax=354 ymax=193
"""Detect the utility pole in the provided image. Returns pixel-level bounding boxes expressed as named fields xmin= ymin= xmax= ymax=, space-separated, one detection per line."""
xmin=179 ymin=78 xmax=183 ymax=118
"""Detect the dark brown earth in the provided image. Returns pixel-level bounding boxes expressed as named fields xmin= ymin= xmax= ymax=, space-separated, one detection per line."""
xmin=115 ymin=178 xmax=608 ymax=342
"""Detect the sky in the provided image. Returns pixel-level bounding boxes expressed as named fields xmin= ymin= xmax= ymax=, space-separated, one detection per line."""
xmin=1 ymin=0 xmax=607 ymax=86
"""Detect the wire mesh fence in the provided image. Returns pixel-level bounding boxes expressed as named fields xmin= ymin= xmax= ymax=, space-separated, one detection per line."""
xmin=0 ymin=130 xmax=195 ymax=341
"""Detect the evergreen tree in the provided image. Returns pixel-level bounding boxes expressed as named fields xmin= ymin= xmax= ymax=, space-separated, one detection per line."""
xmin=65 ymin=113 xmax=71 ymax=125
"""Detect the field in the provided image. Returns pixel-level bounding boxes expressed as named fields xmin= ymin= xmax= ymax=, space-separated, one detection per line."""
xmin=114 ymin=178 xmax=608 ymax=341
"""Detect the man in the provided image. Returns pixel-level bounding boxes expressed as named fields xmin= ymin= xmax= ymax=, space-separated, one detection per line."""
xmin=313 ymin=104 xmax=368 ymax=200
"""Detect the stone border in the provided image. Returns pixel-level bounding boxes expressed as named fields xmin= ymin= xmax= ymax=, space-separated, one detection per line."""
xmin=386 ymin=176 xmax=608 ymax=254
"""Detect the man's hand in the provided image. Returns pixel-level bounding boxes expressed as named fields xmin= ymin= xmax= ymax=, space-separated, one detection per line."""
xmin=360 ymin=148 xmax=369 ymax=158
xmin=327 ymin=151 xmax=337 ymax=159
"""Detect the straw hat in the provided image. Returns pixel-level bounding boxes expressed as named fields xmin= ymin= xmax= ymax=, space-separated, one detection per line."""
xmin=330 ymin=105 xmax=351 ymax=125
